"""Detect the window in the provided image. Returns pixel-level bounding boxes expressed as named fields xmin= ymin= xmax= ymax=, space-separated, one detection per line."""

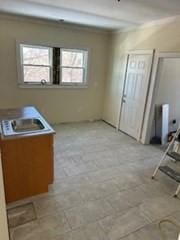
xmin=60 ymin=49 xmax=88 ymax=85
xmin=20 ymin=45 xmax=52 ymax=84
xmin=19 ymin=44 xmax=88 ymax=87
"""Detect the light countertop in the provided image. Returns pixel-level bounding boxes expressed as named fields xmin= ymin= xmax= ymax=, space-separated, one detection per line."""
xmin=0 ymin=106 xmax=55 ymax=140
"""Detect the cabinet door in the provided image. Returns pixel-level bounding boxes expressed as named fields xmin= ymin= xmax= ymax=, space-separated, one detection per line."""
xmin=1 ymin=134 xmax=54 ymax=203
xmin=0 ymin=152 xmax=9 ymax=240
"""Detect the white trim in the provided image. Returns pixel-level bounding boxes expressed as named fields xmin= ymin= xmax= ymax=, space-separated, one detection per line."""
xmin=142 ymin=51 xmax=180 ymax=144
xmin=18 ymin=84 xmax=88 ymax=89
xmin=128 ymin=49 xmax=154 ymax=55
xmin=16 ymin=40 xmax=90 ymax=88
xmin=18 ymin=44 xmax=53 ymax=85
xmin=16 ymin=39 xmax=91 ymax=54
xmin=60 ymin=48 xmax=88 ymax=86
xmin=116 ymin=54 xmax=129 ymax=130
xmin=0 ymin=13 xmax=110 ymax=35
xmin=1 ymin=11 xmax=180 ymax=35
xmin=157 ymin=52 xmax=180 ymax=59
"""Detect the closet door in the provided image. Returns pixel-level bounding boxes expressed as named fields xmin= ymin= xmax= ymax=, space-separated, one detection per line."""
xmin=120 ymin=51 xmax=154 ymax=140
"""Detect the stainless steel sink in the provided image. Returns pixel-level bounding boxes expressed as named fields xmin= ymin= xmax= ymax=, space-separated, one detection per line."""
xmin=12 ymin=118 xmax=44 ymax=132
xmin=1 ymin=118 xmax=50 ymax=136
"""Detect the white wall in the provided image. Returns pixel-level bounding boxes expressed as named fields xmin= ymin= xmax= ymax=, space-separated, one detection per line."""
xmin=0 ymin=15 xmax=110 ymax=124
xmin=103 ymin=20 xmax=180 ymax=128
xmin=155 ymin=58 xmax=180 ymax=131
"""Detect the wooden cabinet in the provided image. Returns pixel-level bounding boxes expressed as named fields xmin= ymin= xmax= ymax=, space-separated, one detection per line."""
xmin=0 ymin=134 xmax=54 ymax=203
xmin=0 ymin=152 xmax=9 ymax=240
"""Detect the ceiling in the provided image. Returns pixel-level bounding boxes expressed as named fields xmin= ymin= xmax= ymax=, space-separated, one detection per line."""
xmin=0 ymin=0 xmax=180 ymax=30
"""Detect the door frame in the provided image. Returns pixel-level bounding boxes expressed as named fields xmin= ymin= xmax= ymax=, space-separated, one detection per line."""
xmin=142 ymin=52 xmax=180 ymax=144
xmin=118 ymin=49 xmax=155 ymax=142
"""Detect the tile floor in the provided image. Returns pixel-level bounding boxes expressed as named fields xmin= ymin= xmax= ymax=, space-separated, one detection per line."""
xmin=7 ymin=121 xmax=180 ymax=240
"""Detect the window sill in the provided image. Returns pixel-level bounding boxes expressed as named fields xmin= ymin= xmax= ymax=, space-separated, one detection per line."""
xmin=18 ymin=84 xmax=88 ymax=89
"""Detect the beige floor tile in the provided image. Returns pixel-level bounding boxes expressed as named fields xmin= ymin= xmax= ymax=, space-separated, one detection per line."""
xmin=10 ymin=221 xmax=42 ymax=240
xmin=99 ymin=207 xmax=150 ymax=240
xmin=120 ymin=223 xmax=163 ymax=240
xmin=54 ymin=229 xmax=87 ymax=240
xmin=33 ymin=194 xmax=61 ymax=218
xmin=106 ymin=187 xmax=149 ymax=212
xmin=123 ymin=218 xmax=179 ymax=240
xmin=38 ymin=212 xmax=71 ymax=237
xmin=64 ymin=162 xmax=98 ymax=177
xmin=79 ymin=180 xmax=119 ymax=201
xmin=120 ymin=187 xmax=149 ymax=206
xmin=33 ymin=190 xmax=83 ymax=216
xmin=87 ymin=167 xmax=122 ymax=183
xmin=83 ymin=222 xmax=107 ymax=240
xmin=54 ymin=166 xmax=67 ymax=180
xmin=158 ymin=175 xmax=180 ymax=195
xmin=139 ymin=179 xmax=170 ymax=198
xmin=113 ymin=173 xmax=144 ymax=191
xmin=94 ymin=156 xmax=122 ymax=169
xmin=65 ymin=199 xmax=115 ymax=229
xmin=106 ymin=192 xmax=132 ymax=213
xmin=140 ymin=196 xmax=180 ymax=221
xmin=168 ymin=210 xmax=180 ymax=222
xmin=55 ymin=191 xmax=84 ymax=209
xmin=49 ymin=175 xmax=90 ymax=195
xmin=8 ymin=121 xmax=180 ymax=240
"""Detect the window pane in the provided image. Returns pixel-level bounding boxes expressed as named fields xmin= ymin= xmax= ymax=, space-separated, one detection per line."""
xmin=61 ymin=50 xmax=84 ymax=67
xmin=22 ymin=46 xmax=50 ymax=65
xmin=23 ymin=66 xmax=50 ymax=83
xmin=61 ymin=68 xmax=84 ymax=83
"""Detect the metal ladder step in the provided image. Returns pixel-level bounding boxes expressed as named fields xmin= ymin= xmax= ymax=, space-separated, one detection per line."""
xmin=167 ymin=152 xmax=180 ymax=162
xmin=159 ymin=166 xmax=180 ymax=183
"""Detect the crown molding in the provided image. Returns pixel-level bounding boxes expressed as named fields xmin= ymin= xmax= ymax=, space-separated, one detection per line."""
xmin=2 ymin=11 xmax=179 ymax=37
xmin=0 ymin=12 xmax=111 ymax=35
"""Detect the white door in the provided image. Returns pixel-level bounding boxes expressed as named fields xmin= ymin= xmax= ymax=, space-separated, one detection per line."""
xmin=0 ymin=153 xmax=9 ymax=240
xmin=120 ymin=52 xmax=153 ymax=140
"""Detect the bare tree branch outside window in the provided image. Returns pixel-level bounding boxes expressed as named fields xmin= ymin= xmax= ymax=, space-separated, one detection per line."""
xmin=20 ymin=45 xmax=88 ymax=85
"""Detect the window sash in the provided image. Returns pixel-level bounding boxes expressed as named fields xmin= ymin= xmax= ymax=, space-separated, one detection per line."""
xmin=60 ymin=66 xmax=85 ymax=69
xmin=19 ymin=44 xmax=88 ymax=87
xmin=60 ymin=48 xmax=87 ymax=67
xmin=22 ymin=65 xmax=52 ymax=84
xmin=60 ymin=66 xmax=86 ymax=85
xmin=21 ymin=44 xmax=52 ymax=66
xmin=20 ymin=44 xmax=53 ymax=84
xmin=60 ymin=48 xmax=88 ymax=85
xmin=22 ymin=64 xmax=52 ymax=67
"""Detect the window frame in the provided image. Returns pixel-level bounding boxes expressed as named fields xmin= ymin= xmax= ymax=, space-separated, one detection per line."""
xmin=19 ymin=44 xmax=53 ymax=85
xmin=17 ymin=42 xmax=89 ymax=88
xmin=60 ymin=48 xmax=88 ymax=86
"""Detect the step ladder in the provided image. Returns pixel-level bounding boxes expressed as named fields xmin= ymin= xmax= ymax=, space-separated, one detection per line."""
xmin=152 ymin=125 xmax=180 ymax=197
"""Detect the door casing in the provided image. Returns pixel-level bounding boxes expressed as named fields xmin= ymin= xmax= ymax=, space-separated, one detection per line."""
xmin=142 ymin=52 xmax=180 ymax=144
